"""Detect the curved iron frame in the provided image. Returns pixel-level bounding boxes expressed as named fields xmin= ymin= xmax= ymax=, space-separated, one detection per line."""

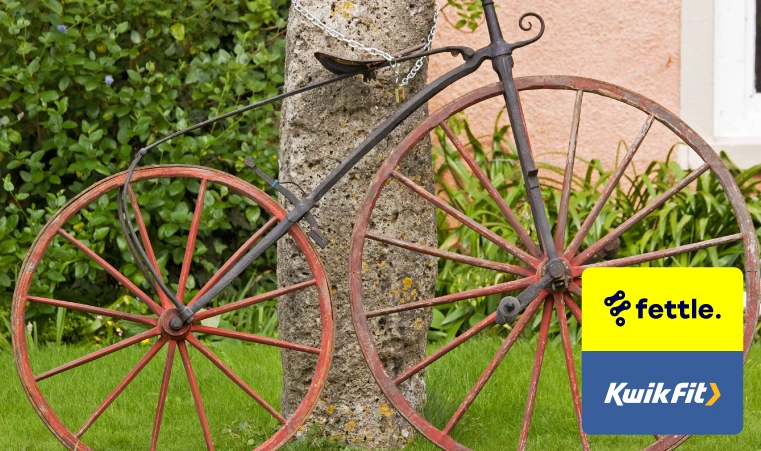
xmin=117 ymin=3 xmax=552 ymax=326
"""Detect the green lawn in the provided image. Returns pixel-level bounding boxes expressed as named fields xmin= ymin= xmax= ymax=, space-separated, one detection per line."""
xmin=2 ymin=337 xmax=760 ymax=450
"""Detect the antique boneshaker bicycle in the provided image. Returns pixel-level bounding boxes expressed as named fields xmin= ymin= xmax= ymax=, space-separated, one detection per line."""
xmin=12 ymin=1 xmax=760 ymax=450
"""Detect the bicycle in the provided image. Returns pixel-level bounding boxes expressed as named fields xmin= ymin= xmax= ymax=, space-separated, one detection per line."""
xmin=12 ymin=1 xmax=760 ymax=450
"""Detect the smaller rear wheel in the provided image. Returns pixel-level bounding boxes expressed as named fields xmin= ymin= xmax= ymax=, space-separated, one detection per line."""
xmin=13 ymin=165 xmax=333 ymax=451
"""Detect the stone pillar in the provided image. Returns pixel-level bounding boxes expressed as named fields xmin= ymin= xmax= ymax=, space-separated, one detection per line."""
xmin=277 ymin=0 xmax=437 ymax=447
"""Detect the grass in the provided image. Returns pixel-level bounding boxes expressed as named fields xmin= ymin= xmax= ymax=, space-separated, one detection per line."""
xmin=2 ymin=337 xmax=761 ymax=450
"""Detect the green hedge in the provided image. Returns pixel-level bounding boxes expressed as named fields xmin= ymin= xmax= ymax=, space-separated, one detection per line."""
xmin=0 ymin=0 xmax=289 ymax=347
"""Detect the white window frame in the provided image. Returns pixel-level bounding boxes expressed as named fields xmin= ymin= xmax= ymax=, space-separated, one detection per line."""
xmin=715 ymin=0 xmax=761 ymax=141
xmin=680 ymin=0 xmax=761 ymax=168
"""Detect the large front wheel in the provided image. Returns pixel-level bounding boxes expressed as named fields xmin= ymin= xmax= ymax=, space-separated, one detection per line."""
xmin=350 ymin=76 xmax=760 ymax=450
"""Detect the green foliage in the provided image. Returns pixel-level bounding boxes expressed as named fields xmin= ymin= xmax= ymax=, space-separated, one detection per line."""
xmin=0 ymin=0 xmax=290 ymax=345
xmin=431 ymin=113 xmax=761 ymax=342
xmin=442 ymin=0 xmax=484 ymax=32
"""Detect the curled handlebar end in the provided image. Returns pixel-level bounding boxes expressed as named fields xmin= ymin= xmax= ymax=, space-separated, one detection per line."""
xmin=510 ymin=12 xmax=545 ymax=50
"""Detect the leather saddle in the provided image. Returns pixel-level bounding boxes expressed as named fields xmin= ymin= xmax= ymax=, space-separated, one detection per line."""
xmin=314 ymin=44 xmax=426 ymax=78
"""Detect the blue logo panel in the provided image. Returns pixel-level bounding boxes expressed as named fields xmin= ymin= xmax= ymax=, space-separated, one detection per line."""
xmin=582 ymin=351 xmax=743 ymax=435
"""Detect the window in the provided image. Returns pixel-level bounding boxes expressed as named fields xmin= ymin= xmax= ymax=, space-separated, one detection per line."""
xmin=714 ymin=0 xmax=761 ymax=141
xmin=680 ymin=0 xmax=761 ymax=169
xmin=756 ymin=0 xmax=760 ymax=92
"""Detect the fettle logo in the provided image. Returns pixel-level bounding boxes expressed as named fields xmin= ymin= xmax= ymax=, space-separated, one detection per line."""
xmin=605 ymin=290 xmax=630 ymax=326
xmin=605 ymin=290 xmax=723 ymax=327
xmin=604 ymin=382 xmax=721 ymax=407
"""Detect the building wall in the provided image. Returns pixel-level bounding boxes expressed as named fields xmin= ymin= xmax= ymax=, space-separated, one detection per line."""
xmin=426 ymin=0 xmax=682 ymax=174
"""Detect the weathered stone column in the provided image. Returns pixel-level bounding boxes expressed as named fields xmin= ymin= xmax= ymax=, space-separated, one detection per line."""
xmin=277 ymin=0 xmax=437 ymax=447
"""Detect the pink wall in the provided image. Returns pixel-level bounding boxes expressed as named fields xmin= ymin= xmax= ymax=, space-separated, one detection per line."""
xmin=427 ymin=0 xmax=682 ymax=173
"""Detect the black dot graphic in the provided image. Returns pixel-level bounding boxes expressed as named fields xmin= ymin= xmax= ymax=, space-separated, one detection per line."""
xmin=716 ymin=314 xmax=721 ymax=319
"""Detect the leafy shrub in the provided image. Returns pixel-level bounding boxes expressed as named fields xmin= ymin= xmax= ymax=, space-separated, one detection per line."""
xmin=431 ymin=114 xmax=761 ymax=342
xmin=0 ymin=0 xmax=289 ymax=348
xmin=441 ymin=0 xmax=485 ymax=32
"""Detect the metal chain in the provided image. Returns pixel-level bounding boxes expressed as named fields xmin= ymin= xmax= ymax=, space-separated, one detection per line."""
xmin=291 ymin=0 xmax=439 ymax=86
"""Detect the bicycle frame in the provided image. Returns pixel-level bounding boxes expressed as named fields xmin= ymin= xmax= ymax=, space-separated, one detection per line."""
xmin=120 ymin=1 xmax=554 ymax=325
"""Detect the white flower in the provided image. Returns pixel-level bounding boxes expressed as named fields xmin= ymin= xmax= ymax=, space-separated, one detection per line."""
xmin=26 ymin=322 xmax=33 ymax=333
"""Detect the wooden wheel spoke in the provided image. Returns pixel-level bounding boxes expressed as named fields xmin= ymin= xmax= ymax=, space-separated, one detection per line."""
xmin=569 ymin=282 xmax=582 ymax=298
xmin=177 ymin=179 xmax=208 ymax=302
xmin=75 ymin=338 xmax=166 ymax=438
xmin=577 ymin=233 xmax=744 ymax=274
xmin=36 ymin=328 xmax=160 ymax=382
xmin=178 ymin=341 xmax=215 ymax=451
xmin=574 ymin=162 xmax=710 ymax=266
xmin=442 ymin=292 xmax=546 ymax=435
xmin=518 ymin=298 xmax=554 ymax=451
xmin=564 ymin=293 xmax=582 ymax=326
xmin=193 ymin=279 xmax=317 ymax=321
xmin=192 ymin=325 xmax=320 ymax=355
xmin=564 ymin=115 xmax=655 ymax=259
xmin=366 ymin=277 xmax=534 ymax=318
xmin=187 ymin=335 xmax=287 ymax=424
xmin=189 ymin=217 xmax=278 ymax=307
xmin=554 ymin=90 xmax=583 ymax=253
xmin=57 ymin=229 xmax=162 ymax=315
xmin=440 ymin=122 xmax=542 ymax=257
xmin=366 ymin=232 xmax=534 ymax=278
xmin=555 ymin=294 xmax=590 ymax=451
xmin=394 ymin=313 xmax=496 ymax=386
xmin=150 ymin=341 xmax=176 ymax=451
xmin=390 ymin=170 xmax=540 ymax=267
xmin=27 ymin=296 xmax=157 ymax=327
xmin=129 ymin=187 xmax=172 ymax=309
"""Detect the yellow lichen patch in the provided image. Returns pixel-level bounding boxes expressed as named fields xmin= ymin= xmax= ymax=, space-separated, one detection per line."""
xmin=344 ymin=420 xmax=357 ymax=432
xmin=362 ymin=261 xmax=369 ymax=271
xmin=326 ymin=404 xmax=336 ymax=415
xmin=402 ymin=277 xmax=413 ymax=291
xmin=410 ymin=288 xmax=418 ymax=299
xmin=332 ymin=1 xmax=355 ymax=19
xmin=379 ymin=403 xmax=394 ymax=417
xmin=414 ymin=317 xmax=423 ymax=330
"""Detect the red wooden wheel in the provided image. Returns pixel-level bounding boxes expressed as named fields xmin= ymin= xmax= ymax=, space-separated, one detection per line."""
xmin=12 ymin=165 xmax=333 ymax=451
xmin=350 ymin=76 xmax=760 ymax=450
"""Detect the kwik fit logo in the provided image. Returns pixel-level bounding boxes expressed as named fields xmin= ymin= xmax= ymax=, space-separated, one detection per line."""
xmin=582 ymin=268 xmax=743 ymax=435
xmin=604 ymin=381 xmax=721 ymax=407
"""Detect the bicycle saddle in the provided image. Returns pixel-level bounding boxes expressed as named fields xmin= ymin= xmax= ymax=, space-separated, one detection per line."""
xmin=315 ymin=43 xmax=426 ymax=78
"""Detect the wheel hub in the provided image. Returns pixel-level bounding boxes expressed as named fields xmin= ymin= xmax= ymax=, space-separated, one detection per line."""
xmin=541 ymin=258 xmax=573 ymax=293
xmin=158 ymin=308 xmax=191 ymax=340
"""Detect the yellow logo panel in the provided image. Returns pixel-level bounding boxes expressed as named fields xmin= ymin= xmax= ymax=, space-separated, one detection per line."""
xmin=582 ymin=268 xmax=743 ymax=352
